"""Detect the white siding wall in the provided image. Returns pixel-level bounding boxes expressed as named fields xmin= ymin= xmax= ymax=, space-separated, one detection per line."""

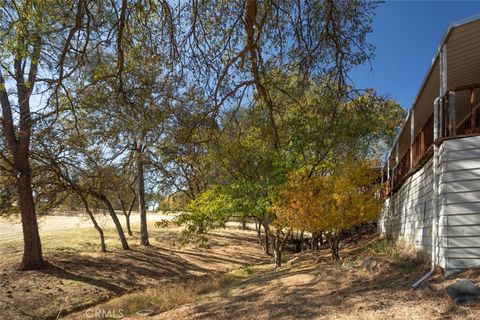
xmin=379 ymin=135 xmax=480 ymax=274
xmin=439 ymin=136 xmax=480 ymax=274
xmin=379 ymin=157 xmax=440 ymax=265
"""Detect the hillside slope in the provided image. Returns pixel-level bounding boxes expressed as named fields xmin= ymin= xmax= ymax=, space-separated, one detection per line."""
xmin=139 ymin=236 xmax=480 ymax=320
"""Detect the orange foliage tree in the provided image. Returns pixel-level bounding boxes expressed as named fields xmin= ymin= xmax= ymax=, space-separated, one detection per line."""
xmin=274 ymin=160 xmax=382 ymax=261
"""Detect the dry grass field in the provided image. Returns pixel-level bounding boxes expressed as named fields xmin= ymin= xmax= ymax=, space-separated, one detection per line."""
xmin=0 ymin=217 xmax=267 ymax=319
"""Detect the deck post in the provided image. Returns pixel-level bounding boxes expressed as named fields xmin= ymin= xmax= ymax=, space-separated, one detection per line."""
xmin=395 ymin=141 xmax=399 ymax=164
xmin=449 ymin=91 xmax=456 ymax=137
xmin=410 ymin=109 xmax=414 ymax=168
xmin=440 ymin=44 xmax=447 ymax=94
xmin=387 ymin=155 xmax=390 ymax=179
xmin=440 ymin=43 xmax=447 ymax=139
xmin=442 ymin=98 xmax=445 ymax=137
xmin=381 ymin=166 xmax=384 ymax=185
xmin=471 ymin=88 xmax=476 ymax=132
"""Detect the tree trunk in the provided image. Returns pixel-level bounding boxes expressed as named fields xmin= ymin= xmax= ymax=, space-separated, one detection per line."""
xmin=274 ymin=246 xmax=282 ymax=268
xmin=300 ymin=230 xmax=304 ymax=252
xmin=125 ymin=213 xmax=132 ymax=236
xmin=2 ymin=68 xmax=44 ymax=270
xmin=1 ymin=34 xmax=46 ymax=271
xmin=311 ymin=232 xmax=315 ymax=251
xmin=329 ymin=235 xmax=341 ymax=262
xmin=18 ymin=169 xmax=45 ymax=270
xmin=319 ymin=231 xmax=324 ymax=246
xmin=312 ymin=232 xmax=319 ymax=252
xmin=120 ymin=199 xmax=133 ymax=236
xmin=80 ymin=195 xmax=106 ymax=252
xmin=273 ymin=229 xmax=282 ymax=268
xmin=273 ymin=229 xmax=290 ymax=269
xmin=98 ymin=195 xmax=129 ymax=250
xmin=254 ymin=218 xmax=264 ymax=250
xmin=353 ymin=226 xmax=359 ymax=243
xmin=241 ymin=217 xmax=247 ymax=230
xmin=263 ymin=224 xmax=271 ymax=256
xmin=260 ymin=213 xmax=271 ymax=256
xmin=136 ymin=145 xmax=149 ymax=246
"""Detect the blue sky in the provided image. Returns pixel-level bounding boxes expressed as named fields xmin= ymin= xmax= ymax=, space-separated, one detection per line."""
xmin=350 ymin=0 xmax=480 ymax=109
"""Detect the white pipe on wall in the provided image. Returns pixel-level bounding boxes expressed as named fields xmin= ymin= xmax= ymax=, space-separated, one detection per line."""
xmin=449 ymin=91 xmax=456 ymax=136
xmin=412 ymin=96 xmax=441 ymax=289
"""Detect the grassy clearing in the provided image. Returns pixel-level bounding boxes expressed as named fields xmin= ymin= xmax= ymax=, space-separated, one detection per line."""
xmin=0 ymin=219 xmax=267 ymax=320
xmin=1 ymin=226 xmax=118 ymax=258
xmin=0 ymin=221 xmax=183 ymax=261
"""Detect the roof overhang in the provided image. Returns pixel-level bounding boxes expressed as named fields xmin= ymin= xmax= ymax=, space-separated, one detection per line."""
xmin=387 ymin=13 xmax=480 ymax=164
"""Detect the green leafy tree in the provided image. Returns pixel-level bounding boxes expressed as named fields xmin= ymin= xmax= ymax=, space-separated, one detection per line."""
xmin=0 ymin=0 xmax=93 ymax=269
xmin=182 ymin=77 xmax=403 ymax=267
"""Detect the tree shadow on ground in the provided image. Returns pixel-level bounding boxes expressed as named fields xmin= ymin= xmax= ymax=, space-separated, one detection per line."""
xmin=39 ymin=262 xmax=127 ymax=294
xmin=0 ymin=228 xmax=269 ymax=320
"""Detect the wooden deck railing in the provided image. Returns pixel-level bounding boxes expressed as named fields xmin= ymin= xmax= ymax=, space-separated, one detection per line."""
xmin=382 ymin=86 xmax=479 ymax=198
xmin=411 ymin=115 xmax=434 ymax=166
xmin=383 ymin=114 xmax=434 ymax=195
xmin=392 ymin=150 xmax=410 ymax=188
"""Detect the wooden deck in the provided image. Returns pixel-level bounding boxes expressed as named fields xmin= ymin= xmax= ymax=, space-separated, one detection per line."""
xmin=383 ymin=95 xmax=479 ymax=197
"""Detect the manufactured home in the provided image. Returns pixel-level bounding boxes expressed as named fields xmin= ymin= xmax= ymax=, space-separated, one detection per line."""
xmin=378 ymin=15 xmax=480 ymax=275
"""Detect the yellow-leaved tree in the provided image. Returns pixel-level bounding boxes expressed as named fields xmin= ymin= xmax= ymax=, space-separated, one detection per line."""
xmin=275 ymin=160 xmax=382 ymax=261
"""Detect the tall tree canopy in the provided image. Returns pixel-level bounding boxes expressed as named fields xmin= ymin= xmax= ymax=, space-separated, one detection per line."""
xmin=0 ymin=0 xmax=96 ymax=269
xmin=1 ymin=0 xmax=404 ymax=270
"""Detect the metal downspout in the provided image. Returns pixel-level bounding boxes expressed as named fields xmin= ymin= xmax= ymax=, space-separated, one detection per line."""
xmin=412 ymin=97 xmax=441 ymax=289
